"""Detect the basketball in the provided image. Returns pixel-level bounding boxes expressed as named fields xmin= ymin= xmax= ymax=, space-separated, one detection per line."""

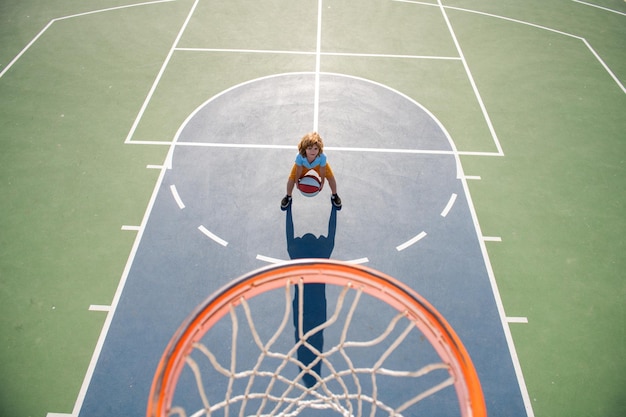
xmin=297 ymin=175 xmax=321 ymax=197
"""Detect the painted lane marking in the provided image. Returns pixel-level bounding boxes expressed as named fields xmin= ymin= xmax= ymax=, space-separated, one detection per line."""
xmin=396 ymin=231 xmax=427 ymax=251
xmin=483 ymin=236 xmax=502 ymax=242
xmin=345 ymin=258 xmax=370 ymax=264
xmin=507 ymin=317 xmax=529 ymax=324
xmin=146 ymin=164 xmax=164 ymax=169
xmin=176 ymin=47 xmax=461 ymax=61
xmin=572 ymin=0 xmax=626 ymax=16
xmin=0 ymin=0 xmax=176 ymax=80
xmin=256 ymin=255 xmax=370 ymax=265
xmin=256 ymin=254 xmax=287 ymax=264
xmin=169 ymin=185 xmax=185 ymax=209
xmin=121 ymin=225 xmax=140 ymax=231
xmin=198 ymin=225 xmax=228 ymax=247
xmin=440 ymin=193 xmax=457 ymax=217
xmin=88 ymin=305 xmax=111 ymax=312
xmin=465 ymin=175 xmax=481 ymax=180
xmin=313 ymin=0 xmax=323 ymax=131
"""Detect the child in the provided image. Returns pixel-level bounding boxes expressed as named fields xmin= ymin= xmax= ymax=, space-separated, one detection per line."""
xmin=281 ymin=132 xmax=342 ymax=210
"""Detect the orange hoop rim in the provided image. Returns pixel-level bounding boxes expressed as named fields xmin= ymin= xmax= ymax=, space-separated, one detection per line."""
xmin=146 ymin=259 xmax=486 ymax=417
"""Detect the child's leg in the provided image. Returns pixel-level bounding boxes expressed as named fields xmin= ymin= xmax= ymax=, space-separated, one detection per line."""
xmin=327 ymin=176 xmax=338 ymax=194
xmin=286 ymin=164 xmax=300 ymax=196
xmin=324 ymin=164 xmax=338 ymax=195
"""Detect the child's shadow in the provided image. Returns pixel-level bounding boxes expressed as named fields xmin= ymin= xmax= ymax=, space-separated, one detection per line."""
xmin=286 ymin=206 xmax=337 ymax=388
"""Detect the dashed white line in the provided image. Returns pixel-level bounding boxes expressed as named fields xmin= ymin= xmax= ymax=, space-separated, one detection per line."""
xmin=198 ymin=225 xmax=228 ymax=247
xmin=256 ymin=254 xmax=287 ymax=264
xmin=345 ymin=258 xmax=370 ymax=264
xmin=440 ymin=193 xmax=457 ymax=217
xmin=507 ymin=317 xmax=529 ymax=324
xmin=396 ymin=231 xmax=427 ymax=251
xmin=169 ymin=184 xmax=185 ymax=209
xmin=256 ymin=255 xmax=369 ymax=264
xmin=121 ymin=225 xmax=140 ymax=231
xmin=88 ymin=305 xmax=111 ymax=312
xmin=572 ymin=0 xmax=626 ymax=16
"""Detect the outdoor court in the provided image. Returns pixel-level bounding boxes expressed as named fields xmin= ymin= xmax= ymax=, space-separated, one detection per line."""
xmin=0 ymin=1 xmax=624 ymax=416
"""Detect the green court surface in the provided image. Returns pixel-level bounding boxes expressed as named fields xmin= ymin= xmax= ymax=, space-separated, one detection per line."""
xmin=0 ymin=0 xmax=624 ymax=416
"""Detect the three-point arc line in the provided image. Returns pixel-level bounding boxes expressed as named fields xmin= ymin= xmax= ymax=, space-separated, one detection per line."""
xmin=198 ymin=225 xmax=228 ymax=247
xmin=172 ymin=187 xmax=455 ymax=253
xmin=256 ymin=254 xmax=370 ymax=264
xmin=441 ymin=193 xmax=457 ymax=217
xmin=170 ymin=185 xmax=228 ymax=246
xmin=169 ymin=185 xmax=185 ymax=209
xmin=396 ymin=231 xmax=427 ymax=252
xmin=395 ymin=193 xmax=457 ymax=251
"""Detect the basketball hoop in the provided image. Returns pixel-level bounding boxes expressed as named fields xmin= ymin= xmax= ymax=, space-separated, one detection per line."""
xmin=147 ymin=260 xmax=486 ymax=417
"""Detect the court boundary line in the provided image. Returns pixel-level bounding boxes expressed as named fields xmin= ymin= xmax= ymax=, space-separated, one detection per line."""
xmin=0 ymin=0 xmax=177 ymax=80
xmin=175 ymin=47 xmax=461 ymax=61
xmin=394 ymin=0 xmax=625 ymax=94
xmin=29 ymin=2 xmax=590 ymax=415
xmin=436 ymin=0 xmax=504 ymax=156
xmin=41 ymin=3 xmax=200 ymax=416
xmin=313 ymin=0 xmax=324 ymax=131
xmin=124 ymin=0 xmax=200 ymax=144
xmin=572 ymin=0 xmax=626 ymax=16
xmin=127 ymin=140 xmax=503 ymax=157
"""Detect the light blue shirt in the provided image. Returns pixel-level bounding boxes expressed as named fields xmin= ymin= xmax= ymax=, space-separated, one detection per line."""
xmin=295 ymin=153 xmax=327 ymax=169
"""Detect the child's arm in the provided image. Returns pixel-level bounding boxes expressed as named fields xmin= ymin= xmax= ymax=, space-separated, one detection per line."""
xmin=295 ymin=165 xmax=303 ymax=180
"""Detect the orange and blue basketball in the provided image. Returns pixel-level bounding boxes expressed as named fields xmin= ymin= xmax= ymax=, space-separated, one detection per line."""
xmin=297 ymin=175 xmax=321 ymax=197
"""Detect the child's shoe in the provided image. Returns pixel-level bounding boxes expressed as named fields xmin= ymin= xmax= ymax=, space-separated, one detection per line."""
xmin=331 ymin=194 xmax=342 ymax=209
xmin=280 ymin=195 xmax=292 ymax=211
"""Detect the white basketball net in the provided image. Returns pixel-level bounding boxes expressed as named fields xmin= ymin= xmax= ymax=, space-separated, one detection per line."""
xmin=164 ymin=279 xmax=462 ymax=417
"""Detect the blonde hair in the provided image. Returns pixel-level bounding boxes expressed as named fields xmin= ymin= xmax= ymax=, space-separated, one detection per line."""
xmin=298 ymin=132 xmax=324 ymax=157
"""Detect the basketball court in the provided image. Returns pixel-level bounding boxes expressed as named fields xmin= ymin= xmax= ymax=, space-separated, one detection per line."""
xmin=0 ymin=1 xmax=624 ymax=417
xmin=77 ymin=71 xmax=529 ymax=415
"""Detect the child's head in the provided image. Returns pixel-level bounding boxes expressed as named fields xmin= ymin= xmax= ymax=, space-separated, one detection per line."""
xmin=298 ymin=132 xmax=324 ymax=157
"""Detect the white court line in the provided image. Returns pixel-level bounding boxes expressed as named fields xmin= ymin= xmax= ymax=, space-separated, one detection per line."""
xmin=121 ymin=225 xmax=140 ymax=231
xmin=572 ymin=0 xmax=626 ymax=16
xmin=435 ymin=0 xmax=504 ymax=156
xmin=256 ymin=254 xmax=287 ymax=264
xmin=344 ymin=257 xmax=370 ymax=264
xmin=88 ymin=305 xmax=111 ymax=312
xmin=133 ymin=140 xmax=504 ymax=157
xmin=432 ymin=0 xmax=625 ymax=95
xmin=440 ymin=193 xmax=457 ymax=217
xmin=176 ymin=47 xmax=460 ymax=61
xmin=581 ymin=38 xmax=626 ymax=94
xmin=146 ymin=164 xmax=164 ymax=169
xmin=0 ymin=0 xmax=176 ymax=80
xmin=483 ymin=236 xmax=502 ymax=242
xmin=507 ymin=317 xmax=529 ymax=324
xmin=396 ymin=231 xmax=427 ymax=251
xmin=465 ymin=175 xmax=481 ymax=180
xmin=321 ymin=51 xmax=461 ymax=60
xmin=45 ymin=3 xmax=200 ymax=417
xmin=313 ymin=0 xmax=324 ymax=131
xmin=176 ymin=47 xmax=316 ymax=56
xmin=198 ymin=225 xmax=228 ymax=247
xmin=257 ymin=255 xmax=369 ymax=265
xmin=169 ymin=184 xmax=185 ymax=209
xmin=125 ymin=0 xmax=201 ymax=143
